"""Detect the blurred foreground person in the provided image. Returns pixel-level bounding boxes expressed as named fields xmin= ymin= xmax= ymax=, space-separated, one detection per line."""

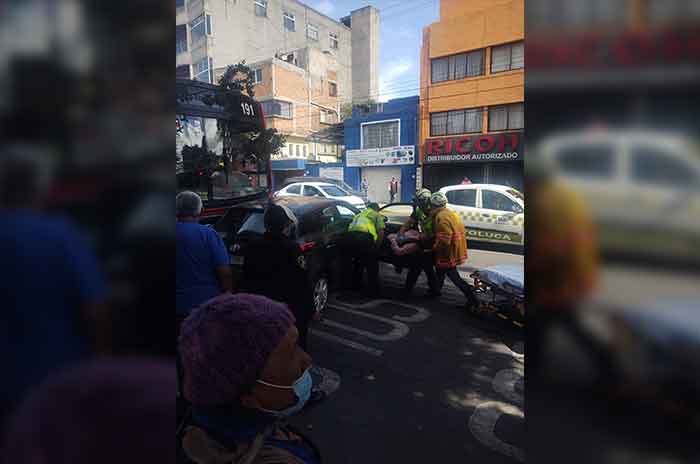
xmin=242 ymin=203 xmax=313 ymax=350
xmin=0 ymin=149 xmax=108 ymax=427
xmin=526 ymin=157 xmax=612 ymax=383
xmin=429 ymin=192 xmax=479 ymax=310
xmin=178 ymin=293 xmax=321 ymax=464
xmin=2 ymin=359 xmax=174 ymax=464
xmin=176 ymin=191 xmax=233 ymax=335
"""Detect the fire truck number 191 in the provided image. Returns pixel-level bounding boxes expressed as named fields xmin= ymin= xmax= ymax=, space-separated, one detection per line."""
xmin=241 ymin=102 xmax=255 ymax=117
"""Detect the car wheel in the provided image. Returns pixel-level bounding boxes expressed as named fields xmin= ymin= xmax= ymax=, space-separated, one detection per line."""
xmin=312 ymin=276 xmax=329 ymax=318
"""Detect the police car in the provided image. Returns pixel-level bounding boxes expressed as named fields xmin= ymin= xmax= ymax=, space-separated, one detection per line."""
xmin=438 ymin=184 xmax=525 ymax=247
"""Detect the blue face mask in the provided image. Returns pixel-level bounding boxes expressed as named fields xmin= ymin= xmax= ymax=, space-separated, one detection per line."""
xmin=256 ymin=368 xmax=312 ymax=417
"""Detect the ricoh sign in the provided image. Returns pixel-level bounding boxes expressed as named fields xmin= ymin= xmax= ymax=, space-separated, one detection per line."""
xmin=424 ymin=132 xmax=522 ymax=164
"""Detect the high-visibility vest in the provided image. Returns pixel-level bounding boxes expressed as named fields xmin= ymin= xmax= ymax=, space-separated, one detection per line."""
xmin=348 ymin=209 xmax=379 ymax=241
xmin=414 ymin=206 xmax=433 ymax=237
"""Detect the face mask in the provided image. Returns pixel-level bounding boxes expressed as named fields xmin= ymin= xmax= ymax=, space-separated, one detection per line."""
xmin=256 ymin=368 xmax=312 ymax=417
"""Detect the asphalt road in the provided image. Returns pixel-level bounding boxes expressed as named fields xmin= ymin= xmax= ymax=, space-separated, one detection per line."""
xmin=290 ymin=250 xmax=525 ymax=464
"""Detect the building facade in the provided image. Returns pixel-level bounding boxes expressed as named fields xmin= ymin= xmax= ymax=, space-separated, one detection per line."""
xmin=526 ymin=0 xmax=700 ymax=143
xmin=343 ymin=96 xmax=420 ymax=204
xmin=176 ymin=0 xmax=379 ymax=105
xmin=419 ymin=0 xmax=524 ymax=193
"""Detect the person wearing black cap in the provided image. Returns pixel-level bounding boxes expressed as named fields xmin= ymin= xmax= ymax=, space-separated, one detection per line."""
xmin=241 ymin=203 xmax=314 ymax=350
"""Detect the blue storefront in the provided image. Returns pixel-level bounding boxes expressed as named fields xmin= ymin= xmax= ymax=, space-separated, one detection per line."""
xmin=343 ymin=96 xmax=419 ymax=204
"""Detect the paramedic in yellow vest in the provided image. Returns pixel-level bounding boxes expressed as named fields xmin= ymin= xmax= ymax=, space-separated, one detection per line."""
xmin=429 ymin=192 xmax=479 ymax=310
xmin=526 ymin=157 xmax=615 ymax=384
xmin=399 ymin=189 xmax=440 ymax=296
xmin=341 ymin=202 xmax=386 ymax=296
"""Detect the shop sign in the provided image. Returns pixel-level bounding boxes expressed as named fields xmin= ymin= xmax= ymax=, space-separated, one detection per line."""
xmin=424 ymin=132 xmax=522 ymax=164
xmin=346 ymin=145 xmax=416 ymax=167
xmin=319 ymin=167 xmax=344 ymax=181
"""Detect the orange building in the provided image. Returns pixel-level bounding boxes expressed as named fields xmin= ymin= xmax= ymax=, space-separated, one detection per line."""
xmin=419 ymin=0 xmax=524 ymax=192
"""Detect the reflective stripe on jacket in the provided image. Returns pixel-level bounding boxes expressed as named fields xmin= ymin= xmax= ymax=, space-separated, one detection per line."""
xmin=432 ymin=207 xmax=468 ymax=269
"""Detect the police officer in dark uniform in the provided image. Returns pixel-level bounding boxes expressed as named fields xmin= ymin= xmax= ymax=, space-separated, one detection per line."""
xmin=241 ymin=203 xmax=313 ymax=350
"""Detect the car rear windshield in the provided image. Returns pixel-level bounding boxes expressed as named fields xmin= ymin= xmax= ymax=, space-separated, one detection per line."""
xmin=319 ymin=185 xmax=347 ymax=197
xmin=238 ymin=211 xmax=266 ymax=235
xmin=507 ymin=189 xmax=524 ymax=201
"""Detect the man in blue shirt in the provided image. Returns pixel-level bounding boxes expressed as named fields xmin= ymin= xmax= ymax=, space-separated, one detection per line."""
xmin=176 ymin=191 xmax=232 ymax=326
xmin=0 ymin=150 xmax=108 ymax=427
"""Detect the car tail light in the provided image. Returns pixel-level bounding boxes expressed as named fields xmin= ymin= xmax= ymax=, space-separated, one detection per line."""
xmin=300 ymin=241 xmax=316 ymax=252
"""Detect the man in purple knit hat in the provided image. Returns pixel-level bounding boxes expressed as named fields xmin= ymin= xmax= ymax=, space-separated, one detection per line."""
xmin=177 ymin=293 xmax=322 ymax=464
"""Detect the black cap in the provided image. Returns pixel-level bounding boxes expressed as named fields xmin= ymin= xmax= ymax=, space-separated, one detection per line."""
xmin=367 ymin=202 xmax=380 ymax=211
xmin=264 ymin=204 xmax=295 ymax=233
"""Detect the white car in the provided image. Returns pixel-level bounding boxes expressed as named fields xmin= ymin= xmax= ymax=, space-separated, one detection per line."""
xmin=276 ymin=182 xmax=366 ymax=209
xmin=538 ymin=130 xmax=700 ymax=260
xmin=438 ymin=184 xmax=525 ymax=246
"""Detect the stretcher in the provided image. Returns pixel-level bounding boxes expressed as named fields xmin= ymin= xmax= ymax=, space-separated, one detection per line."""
xmin=470 ymin=264 xmax=525 ymax=327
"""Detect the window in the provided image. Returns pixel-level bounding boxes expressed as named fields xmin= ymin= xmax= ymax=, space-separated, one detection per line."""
xmin=287 ymin=184 xmax=301 ymax=194
xmin=193 ymin=56 xmax=212 ymax=83
xmin=250 ymin=68 xmax=262 ymax=84
xmin=303 ymin=185 xmax=322 ymax=197
xmin=319 ymin=185 xmax=346 ymax=197
xmin=190 ymin=14 xmax=212 ymax=45
xmin=176 ymin=0 xmax=185 ymax=8
xmin=431 ymin=49 xmax=485 ymax=83
xmin=337 ymin=205 xmax=355 ymax=218
xmin=482 ymin=190 xmax=521 ymax=213
xmin=362 ymin=121 xmax=399 ymax=149
xmin=303 ymin=145 xmax=307 ymax=157
xmin=631 ymin=147 xmax=698 ymax=188
xmin=176 ymin=64 xmax=190 ymax=79
xmin=446 ymin=189 xmax=476 ymax=207
xmin=557 ymin=144 xmax=614 ymax=178
xmin=176 ymin=25 xmax=188 ymax=54
xmin=489 ymin=103 xmax=524 ymax=131
xmin=430 ymin=112 xmax=448 ymax=137
xmin=430 ymin=108 xmax=482 ymax=136
xmin=307 ymin=24 xmax=319 ymax=41
xmin=283 ymin=12 xmax=295 ymax=31
xmin=329 ymin=32 xmax=339 ymax=49
xmin=491 ymin=42 xmax=524 ymax=73
xmin=296 ymin=145 xmax=300 ymax=157
xmin=255 ymin=0 xmax=267 ymax=17
xmin=329 ymin=82 xmax=337 ymax=97
xmin=320 ymin=109 xmax=337 ymax=124
xmin=261 ymin=100 xmax=292 ymax=118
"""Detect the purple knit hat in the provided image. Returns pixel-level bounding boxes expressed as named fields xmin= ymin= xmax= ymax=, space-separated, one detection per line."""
xmin=178 ymin=293 xmax=295 ymax=407
xmin=2 ymin=359 xmax=174 ymax=464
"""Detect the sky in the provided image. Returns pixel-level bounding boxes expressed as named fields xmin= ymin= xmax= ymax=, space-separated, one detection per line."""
xmin=309 ymin=0 xmax=440 ymax=102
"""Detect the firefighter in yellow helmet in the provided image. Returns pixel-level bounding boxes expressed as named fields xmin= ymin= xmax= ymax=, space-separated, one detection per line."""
xmin=396 ymin=188 xmax=440 ymax=296
xmin=340 ymin=202 xmax=386 ymax=296
xmin=526 ymin=156 xmax=614 ymax=384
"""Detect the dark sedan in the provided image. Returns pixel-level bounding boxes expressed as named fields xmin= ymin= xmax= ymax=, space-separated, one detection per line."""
xmin=214 ymin=196 xmax=360 ymax=315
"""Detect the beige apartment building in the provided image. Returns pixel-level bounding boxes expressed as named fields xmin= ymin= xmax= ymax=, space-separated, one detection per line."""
xmin=241 ymin=49 xmax=341 ymax=162
xmin=176 ymin=0 xmax=380 ymax=163
xmin=176 ymin=0 xmax=379 ymax=105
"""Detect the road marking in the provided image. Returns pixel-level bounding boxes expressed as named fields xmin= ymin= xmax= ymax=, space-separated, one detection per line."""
xmin=468 ymin=401 xmax=525 ymax=462
xmin=468 ymin=343 xmax=524 ymax=462
xmin=329 ymin=298 xmax=432 ymax=323
xmin=311 ymin=299 xmax=430 ymax=356
xmin=311 ymin=330 xmax=383 ymax=356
